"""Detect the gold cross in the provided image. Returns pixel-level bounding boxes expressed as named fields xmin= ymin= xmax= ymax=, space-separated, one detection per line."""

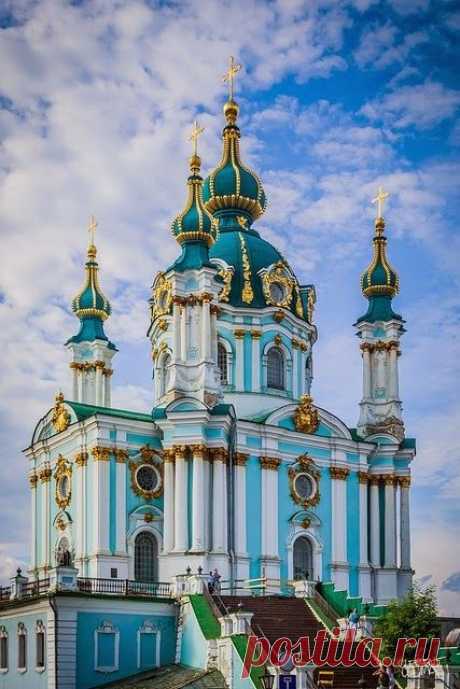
xmin=188 ymin=120 xmax=205 ymax=156
xmin=222 ymin=56 xmax=242 ymax=100
xmin=372 ymin=187 xmax=390 ymax=219
xmin=88 ymin=215 xmax=97 ymax=245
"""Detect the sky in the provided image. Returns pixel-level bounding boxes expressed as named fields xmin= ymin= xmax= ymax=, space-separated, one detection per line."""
xmin=0 ymin=0 xmax=459 ymax=614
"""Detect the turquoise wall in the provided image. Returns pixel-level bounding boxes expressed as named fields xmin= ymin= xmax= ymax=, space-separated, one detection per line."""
xmin=76 ymin=610 xmax=176 ymax=689
xmin=0 ymin=612 xmax=48 ymax=689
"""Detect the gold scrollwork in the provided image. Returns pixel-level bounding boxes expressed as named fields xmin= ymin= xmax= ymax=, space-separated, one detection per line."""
xmin=217 ymin=267 xmax=233 ymax=303
xmin=329 ymin=466 xmax=350 ymax=480
xmin=289 ymin=455 xmax=321 ymax=508
xmin=151 ymin=272 xmax=172 ymax=320
xmin=129 ymin=447 xmax=163 ymax=500
xmin=262 ymin=261 xmax=295 ymax=308
xmin=239 ymin=233 xmax=254 ymax=304
xmin=52 ymin=392 xmax=71 ymax=434
xmin=54 ymin=454 xmax=72 ymax=509
xmin=294 ymin=395 xmax=319 ymax=434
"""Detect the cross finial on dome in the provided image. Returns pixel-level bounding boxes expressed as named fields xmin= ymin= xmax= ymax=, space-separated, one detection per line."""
xmin=188 ymin=120 xmax=205 ymax=157
xmin=222 ymin=56 xmax=241 ymax=101
xmin=372 ymin=186 xmax=390 ymax=220
xmin=88 ymin=215 xmax=98 ymax=258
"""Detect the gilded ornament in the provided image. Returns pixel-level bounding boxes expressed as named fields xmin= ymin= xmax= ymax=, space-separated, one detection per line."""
xmin=260 ymin=456 xmax=280 ymax=471
xmin=262 ymin=261 xmax=295 ymax=309
xmin=151 ymin=272 xmax=172 ymax=320
xmin=306 ymin=287 xmax=316 ymax=323
xmin=301 ymin=518 xmax=311 ymax=530
xmin=143 ymin=513 xmax=154 ymax=523
xmin=28 ymin=472 xmax=38 ymax=489
xmin=163 ymin=448 xmax=176 ymax=463
xmin=294 ymin=395 xmax=319 ymax=434
xmin=52 ymin=392 xmax=71 ymax=434
xmin=54 ymin=454 xmax=72 ymax=509
xmin=295 ymin=284 xmax=304 ymax=319
xmin=237 ymin=215 xmax=248 ymax=229
xmin=273 ymin=310 xmax=285 ymax=323
xmin=369 ymin=475 xmax=381 ymax=486
xmin=398 ymin=476 xmax=411 ymax=488
xmin=190 ymin=444 xmax=208 ymax=460
xmin=291 ymin=337 xmax=300 ymax=349
xmin=129 ymin=453 xmax=163 ymax=500
xmin=114 ymin=449 xmax=129 ymax=463
xmin=209 ymin=447 xmax=228 ymax=464
xmin=250 ymin=330 xmax=262 ymax=339
xmin=56 ymin=516 xmax=66 ymax=532
xmin=234 ymin=328 xmax=246 ymax=339
xmin=382 ymin=474 xmax=396 ymax=486
xmin=289 ymin=455 xmax=321 ymax=508
xmin=367 ymin=416 xmax=405 ymax=442
xmin=139 ymin=444 xmax=158 ymax=462
xmin=234 ymin=452 xmax=249 ymax=466
xmin=39 ymin=464 xmax=52 ymax=483
xmin=239 ymin=233 xmax=254 ymax=304
xmin=274 ymin=334 xmax=282 ymax=346
xmin=357 ymin=471 xmax=369 ymax=484
xmin=75 ymin=451 xmax=88 ymax=467
xmin=329 ymin=466 xmax=350 ymax=480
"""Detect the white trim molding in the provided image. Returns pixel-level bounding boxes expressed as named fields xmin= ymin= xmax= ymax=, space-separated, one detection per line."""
xmin=136 ymin=620 xmax=161 ymax=669
xmin=94 ymin=620 xmax=120 ymax=673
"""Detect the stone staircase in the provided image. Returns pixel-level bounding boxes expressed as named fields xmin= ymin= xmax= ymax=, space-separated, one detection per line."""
xmin=220 ymin=595 xmax=378 ymax=689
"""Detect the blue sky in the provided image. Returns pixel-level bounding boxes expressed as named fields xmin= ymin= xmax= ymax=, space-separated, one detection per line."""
xmin=0 ymin=0 xmax=459 ymax=613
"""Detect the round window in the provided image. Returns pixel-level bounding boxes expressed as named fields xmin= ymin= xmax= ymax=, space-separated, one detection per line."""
xmin=58 ymin=475 xmax=70 ymax=499
xmin=135 ymin=464 xmax=159 ymax=493
xmin=269 ymin=281 xmax=285 ymax=304
xmin=294 ymin=473 xmax=314 ymax=501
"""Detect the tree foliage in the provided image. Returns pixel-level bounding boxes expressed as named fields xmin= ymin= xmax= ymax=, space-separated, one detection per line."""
xmin=373 ymin=584 xmax=440 ymax=660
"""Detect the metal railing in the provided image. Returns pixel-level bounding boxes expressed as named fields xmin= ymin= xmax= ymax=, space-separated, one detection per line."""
xmin=77 ymin=578 xmax=171 ymax=598
xmin=0 ymin=586 xmax=11 ymax=601
xmin=21 ymin=578 xmax=50 ymax=598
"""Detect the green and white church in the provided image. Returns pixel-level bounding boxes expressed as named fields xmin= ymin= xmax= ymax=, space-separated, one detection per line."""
xmin=0 ymin=76 xmax=417 ymax=689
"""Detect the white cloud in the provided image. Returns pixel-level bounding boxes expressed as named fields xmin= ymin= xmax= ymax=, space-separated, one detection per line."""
xmin=361 ymin=81 xmax=460 ymax=130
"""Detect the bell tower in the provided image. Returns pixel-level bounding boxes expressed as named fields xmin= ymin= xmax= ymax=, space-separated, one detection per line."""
xmin=66 ymin=217 xmax=116 ymax=407
xmin=355 ymin=189 xmax=405 ymax=441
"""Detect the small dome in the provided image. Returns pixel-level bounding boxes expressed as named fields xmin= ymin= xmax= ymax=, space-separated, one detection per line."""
xmin=171 ymin=154 xmax=217 ymax=246
xmin=72 ymin=245 xmax=111 ymax=320
xmin=361 ymin=218 xmax=399 ymax=298
xmin=202 ymin=99 xmax=267 ymax=222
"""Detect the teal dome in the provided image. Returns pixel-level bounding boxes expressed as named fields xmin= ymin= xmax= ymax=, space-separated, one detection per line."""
xmin=209 ymin=224 xmax=306 ymax=319
xmin=171 ymin=154 xmax=217 ymax=246
xmin=66 ymin=243 xmax=116 ymax=349
xmin=203 ymin=100 xmax=267 ymax=222
xmin=361 ymin=218 xmax=399 ymax=298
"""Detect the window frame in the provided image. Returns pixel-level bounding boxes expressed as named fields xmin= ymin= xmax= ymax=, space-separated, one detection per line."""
xmin=35 ymin=620 xmax=46 ymax=672
xmin=17 ymin=623 xmax=27 ymax=673
xmin=266 ymin=346 xmax=285 ymax=390
xmin=0 ymin=626 xmax=8 ymax=673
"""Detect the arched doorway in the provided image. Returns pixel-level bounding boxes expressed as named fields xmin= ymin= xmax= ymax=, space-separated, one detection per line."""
xmin=134 ymin=531 xmax=158 ymax=582
xmin=293 ymin=536 xmax=313 ymax=580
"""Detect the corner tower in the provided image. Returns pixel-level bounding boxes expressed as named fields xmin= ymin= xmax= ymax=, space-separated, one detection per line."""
xmin=66 ymin=218 xmax=116 ymax=406
xmin=355 ymin=189 xmax=405 ymax=441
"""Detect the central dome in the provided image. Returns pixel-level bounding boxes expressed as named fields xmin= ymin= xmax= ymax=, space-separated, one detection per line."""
xmin=210 ymin=227 xmax=306 ymax=319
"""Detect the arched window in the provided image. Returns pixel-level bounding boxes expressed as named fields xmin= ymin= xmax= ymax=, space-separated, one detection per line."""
xmin=17 ymin=623 xmax=27 ymax=672
xmin=267 ymin=347 xmax=284 ymax=390
xmin=134 ymin=532 xmax=158 ymax=583
xmin=218 ymin=343 xmax=228 ymax=385
xmin=305 ymin=355 xmax=312 ymax=391
xmin=293 ymin=536 xmax=313 ymax=581
xmin=36 ymin=621 xmax=45 ymax=670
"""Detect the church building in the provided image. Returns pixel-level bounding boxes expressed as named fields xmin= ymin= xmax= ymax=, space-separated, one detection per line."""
xmin=0 ymin=65 xmax=416 ymax=689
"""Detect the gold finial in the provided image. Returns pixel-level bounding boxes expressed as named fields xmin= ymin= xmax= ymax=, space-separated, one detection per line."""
xmin=372 ymin=186 xmax=390 ymax=220
xmin=88 ymin=215 xmax=97 ymax=258
xmin=188 ymin=120 xmax=205 ymax=157
xmin=222 ymin=56 xmax=242 ymax=101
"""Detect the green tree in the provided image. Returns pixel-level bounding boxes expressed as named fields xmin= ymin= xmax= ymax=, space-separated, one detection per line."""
xmin=373 ymin=584 xmax=440 ymax=661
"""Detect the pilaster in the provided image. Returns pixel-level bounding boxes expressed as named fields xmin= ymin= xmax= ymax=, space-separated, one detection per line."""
xmin=190 ymin=444 xmax=207 ymax=552
xmin=173 ymin=446 xmax=189 ymax=552
xmin=329 ymin=466 xmax=349 ymax=590
xmin=211 ymin=448 xmax=228 ymax=553
xmin=163 ymin=449 xmax=175 ymax=553
xmin=357 ymin=471 xmax=372 ymax=601
xmin=260 ymin=457 xmax=280 ymax=578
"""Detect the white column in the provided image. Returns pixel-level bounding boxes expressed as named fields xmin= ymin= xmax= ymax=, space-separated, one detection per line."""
xmin=29 ymin=472 xmax=38 ymax=573
xmin=389 ymin=346 xmax=399 ymax=399
xmin=210 ymin=307 xmax=218 ymax=365
xmin=71 ymin=365 xmax=78 ymax=401
xmin=358 ymin=472 xmax=372 ymax=601
xmin=40 ymin=465 xmax=52 ymax=569
xmin=92 ymin=448 xmax=111 ymax=559
xmin=95 ymin=363 xmax=103 ymax=406
xmin=75 ymin=452 xmax=88 ymax=568
xmin=260 ymin=458 xmax=279 ymax=558
xmin=104 ymin=371 xmax=111 ymax=407
xmin=212 ymin=449 xmax=227 ymax=552
xmin=191 ymin=445 xmax=206 ymax=551
xmin=234 ymin=331 xmax=245 ymax=390
xmin=77 ymin=369 xmax=84 ymax=403
xmin=299 ymin=346 xmax=307 ymax=395
xmin=174 ymin=446 xmax=188 ymax=552
xmin=201 ymin=297 xmax=211 ymax=360
xmin=173 ymin=299 xmax=182 ymax=362
xmin=362 ymin=345 xmax=372 ymax=399
xmin=115 ymin=452 xmax=127 ymax=555
xmin=399 ymin=477 xmax=411 ymax=569
xmin=163 ymin=451 xmax=175 ymax=553
xmin=369 ymin=477 xmax=381 ymax=567
xmin=234 ymin=454 xmax=248 ymax=555
xmin=330 ymin=468 xmax=348 ymax=563
xmin=180 ymin=304 xmax=187 ymax=361
xmin=384 ymin=476 xmax=397 ymax=567
xmin=251 ymin=332 xmax=261 ymax=392
xmin=292 ymin=343 xmax=299 ymax=398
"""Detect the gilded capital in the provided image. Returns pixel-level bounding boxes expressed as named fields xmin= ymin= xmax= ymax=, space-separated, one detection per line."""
xmin=382 ymin=474 xmax=397 ymax=486
xmin=174 ymin=445 xmax=187 ymax=461
xmin=209 ymin=447 xmax=228 ymax=464
xmin=369 ymin=474 xmax=381 ymax=486
xmin=273 ymin=310 xmax=285 ymax=323
xmin=139 ymin=445 xmax=157 ymax=461
xmin=250 ymin=330 xmax=262 ymax=339
xmin=28 ymin=472 xmax=38 ymax=489
xmin=75 ymin=451 xmax=88 ymax=467
xmin=260 ymin=456 xmax=281 ymax=471
xmin=234 ymin=452 xmax=249 ymax=466
xmin=114 ymin=449 xmax=129 ymax=463
xmin=91 ymin=446 xmax=111 ymax=462
xmin=329 ymin=466 xmax=350 ymax=480
xmin=357 ymin=471 xmax=369 ymax=484
xmin=39 ymin=465 xmax=52 ymax=483
xmin=291 ymin=337 xmax=300 ymax=349
xmin=234 ymin=328 xmax=246 ymax=339
xmin=163 ymin=448 xmax=176 ymax=463
xmin=190 ymin=444 xmax=208 ymax=460
xmin=398 ymin=476 xmax=411 ymax=488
